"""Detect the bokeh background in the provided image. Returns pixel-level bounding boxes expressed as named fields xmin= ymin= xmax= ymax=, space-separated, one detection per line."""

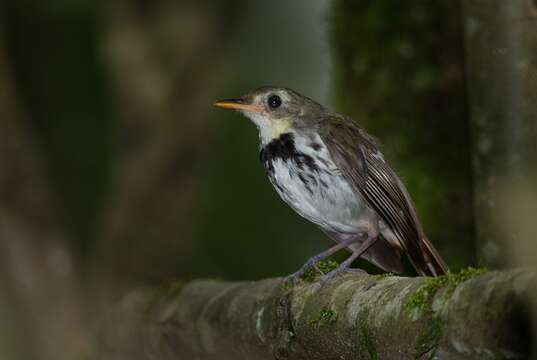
xmin=1 ymin=1 xmax=535 ymax=359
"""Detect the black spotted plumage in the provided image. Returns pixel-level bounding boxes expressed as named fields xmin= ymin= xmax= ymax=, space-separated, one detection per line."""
xmin=260 ymin=133 xmax=320 ymax=176
xmin=259 ymin=133 xmax=296 ymax=166
xmin=260 ymin=133 xmax=331 ymax=202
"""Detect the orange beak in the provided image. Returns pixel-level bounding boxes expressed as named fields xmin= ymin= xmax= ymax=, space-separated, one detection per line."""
xmin=213 ymin=98 xmax=263 ymax=112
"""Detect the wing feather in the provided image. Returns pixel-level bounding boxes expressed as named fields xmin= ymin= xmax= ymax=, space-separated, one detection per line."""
xmin=318 ymin=115 xmax=448 ymax=276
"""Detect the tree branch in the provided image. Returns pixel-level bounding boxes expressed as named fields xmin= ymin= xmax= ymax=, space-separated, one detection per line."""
xmin=99 ymin=269 xmax=534 ymax=360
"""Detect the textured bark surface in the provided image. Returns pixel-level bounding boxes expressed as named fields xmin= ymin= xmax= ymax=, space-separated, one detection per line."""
xmin=100 ymin=270 xmax=534 ymax=360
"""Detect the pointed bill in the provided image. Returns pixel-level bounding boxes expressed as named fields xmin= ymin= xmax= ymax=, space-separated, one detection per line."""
xmin=213 ymin=98 xmax=263 ymax=112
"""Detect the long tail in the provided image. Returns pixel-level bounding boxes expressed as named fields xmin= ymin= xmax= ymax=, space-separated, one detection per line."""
xmin=417 ymin=236 xmax=449 ymax=277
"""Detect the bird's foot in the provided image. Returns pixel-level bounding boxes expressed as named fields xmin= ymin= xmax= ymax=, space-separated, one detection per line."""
xmin=314 ymin=232 xmax=377 ymax=287
xmin=286 ymin=256 xmax=324 ymax=285
xmin=284 ymin=235 xmax=367 ymax=286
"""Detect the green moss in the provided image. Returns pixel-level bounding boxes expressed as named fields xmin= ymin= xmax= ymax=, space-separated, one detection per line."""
xmin=301 ymin=260 xmax=340 ymax=282
xmin=414 ymin=316 xmax=442 ymax=359
xmin=405 ymin=278 xmax=444 ymax=314
xmin=359 ymin=322 xmax=378 ymax=360
xmin=405 ymin=267 xmax=488 ymax=314
xmin=310 ymin=307 xmax=338 ymax=328
xmin=403 ymin=268 xmax=488 ymax=359
xmin=282 ymin=278 xmax=294 ymax=291
xmin=373 ymin=272 xmax=394 ymax=280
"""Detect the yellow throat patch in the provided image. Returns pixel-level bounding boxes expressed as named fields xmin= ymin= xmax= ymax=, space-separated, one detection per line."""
xmin=271 ymin=117 xmax=292 ymax=139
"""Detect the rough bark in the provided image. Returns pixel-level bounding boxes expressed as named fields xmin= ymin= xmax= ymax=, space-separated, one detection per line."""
xmin=463 ymin=0 xmax=537 ymax=268
xmin=99 ymin=269 xmax=534 ymax=360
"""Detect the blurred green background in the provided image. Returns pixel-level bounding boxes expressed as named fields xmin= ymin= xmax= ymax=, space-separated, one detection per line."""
xmin=7 ymin=0 xmax=537 ymax=358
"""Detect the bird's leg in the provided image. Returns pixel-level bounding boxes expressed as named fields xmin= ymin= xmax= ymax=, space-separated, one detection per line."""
xmin=318 ymin=216 xmax=380 ymax=286
xmin=317 ymin=236 xmax=377 ymax=285
xmin=287 ymin=235 xmax=364 ymax=284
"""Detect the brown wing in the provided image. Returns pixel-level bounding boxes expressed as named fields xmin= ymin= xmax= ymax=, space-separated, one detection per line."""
xmin=318 ymin=115 xmax=448 ymax=276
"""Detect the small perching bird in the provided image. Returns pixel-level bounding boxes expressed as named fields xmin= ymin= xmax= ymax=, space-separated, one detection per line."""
xmin=214 ymin=87 xmax=448 ymax=283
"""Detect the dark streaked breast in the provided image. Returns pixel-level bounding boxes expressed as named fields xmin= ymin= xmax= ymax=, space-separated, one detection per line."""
xmin=259 ymin=133 xmax=319 ymax=175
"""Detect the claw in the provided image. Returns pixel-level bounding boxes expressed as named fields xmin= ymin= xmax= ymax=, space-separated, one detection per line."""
xmin=315 ymin=230 xmax=379 ymax=286
xmin=284 ymin=232 xmax=370 ymax=286
xmin=286 ymin=256 xmax=323 ymax=284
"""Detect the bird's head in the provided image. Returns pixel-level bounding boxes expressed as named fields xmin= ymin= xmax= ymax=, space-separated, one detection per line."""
xmin=214 ymin=87 xmax=325 ymax=144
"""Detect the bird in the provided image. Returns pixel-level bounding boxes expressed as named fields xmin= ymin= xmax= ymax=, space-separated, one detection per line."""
xmin=213 ymin=86 xmax=448 ymax=283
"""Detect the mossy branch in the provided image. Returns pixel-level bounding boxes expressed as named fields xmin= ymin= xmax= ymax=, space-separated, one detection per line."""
xmin=99 ymin=269 xmax=534 ymax=360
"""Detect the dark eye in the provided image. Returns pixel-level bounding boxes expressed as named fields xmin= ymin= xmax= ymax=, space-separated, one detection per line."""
xmin=268 ymin=94 xmax=282 ymax=109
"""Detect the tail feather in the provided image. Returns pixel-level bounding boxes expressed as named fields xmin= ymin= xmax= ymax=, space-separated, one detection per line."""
xmin=388 ymin=174 xmax=449 ymax=277
xmin=420 ymin=236 xmax=449 ymax=276
xmin=362 ymin=235 xmax=405 ymax=274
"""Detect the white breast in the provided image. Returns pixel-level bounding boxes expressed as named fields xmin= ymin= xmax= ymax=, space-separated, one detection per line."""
xmin=267 ymin=134 xmax=371 ymax=235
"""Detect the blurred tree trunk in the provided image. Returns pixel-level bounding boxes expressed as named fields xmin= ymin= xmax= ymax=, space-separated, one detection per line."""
xmin=96 ymin=0 xmax=246 ymax=283
xmin=1 ymin=1 xmax=246 ymax=359
xmin=0 ymin=32 xmax=89 ymax=360
xmin=330 ymin=1 xmax=476 ymax=271
xmin=3 ymin=0 xmax=246 ymax=286
xmin=462 ymin=5 xmax=537 ymax=355
xmin=462 ymin=0 xmax=537 ymax=269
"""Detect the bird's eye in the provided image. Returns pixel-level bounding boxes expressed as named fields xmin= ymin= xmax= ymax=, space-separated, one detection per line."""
xmin=268 ymin=95 xmax=282 ymax=109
